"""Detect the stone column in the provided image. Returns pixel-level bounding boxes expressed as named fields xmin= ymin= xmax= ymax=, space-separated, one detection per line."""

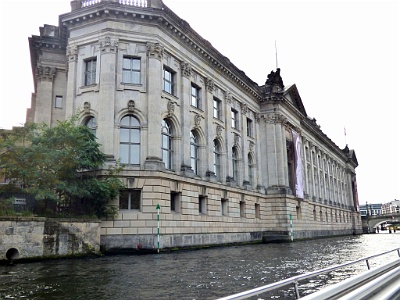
xmin=204 ymin=77 xmax=217 ymax=181
xmin=180 ymin=62 xmax=194 ymax=176
xmin=144 ymin=42 xmax=164 ymax=170
xmin=310 ymin=146 xmax=316 ymax=199
xmin=322 ymin=154 xmax=327 ymax=202
xmin=276 ymin=115 xmax=286 ymax=187
xmin=98 ymin=36 xmax=118 ymax=158
xmin=302 ymin=138 xmax=309 ymax=197
xmin=34 ymin=66 xmax=56 ymax=126
xmin=240 ymin=103 xmax=249 ymax=187
xmin=225 ymin=91 xmax=234 ymax=184
xmin=265 ymin=114 xmax=278 ymax=187
xmin=65 ymin=45 xmax=78 ymax=119
xmin=265 ymin=113 xmax=288 ymax=194
xmin=254 ymin=113 xmax=265 ymax=192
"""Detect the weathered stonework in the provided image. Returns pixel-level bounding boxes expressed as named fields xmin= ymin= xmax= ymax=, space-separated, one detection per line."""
xmin=0 ymin=217 xmax=101 ymax=261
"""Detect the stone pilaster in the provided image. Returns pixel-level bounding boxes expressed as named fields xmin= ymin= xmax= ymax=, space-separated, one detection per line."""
xmin=65 ymin=45 xmax=78 ymax=119
xmin=254 ymin=113 xmax=264 ymax=191
xmin=98 ymin=36 xmax=118 ymax=157
xmin=180 ymin=61 xmax=194 ymax=176
xmin=145 ymin=42 xmax=164 ymax=170
xmin=264 ymin=113 xmax=290 ymax=194
xmin=34 ymin=65 xmax=56 ymax=125
xmin=204 ymin=78 xmax=217 ymax=181
xmin=225 ymin=91 xmax=234 ymax=184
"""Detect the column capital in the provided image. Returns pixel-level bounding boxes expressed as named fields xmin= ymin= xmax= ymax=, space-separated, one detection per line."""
xmin=181 ymin=62 xmax=192 ymax=78
xmin=205 ymin=77 xmax=214 ymax=93
xmin=100 ymin=36 xmax=119 ymax=53
xmin=36 ymin=65 xmax=56 ymax=82
xmin=146 ymin=42 xmax=164 ymax=60
xmin=66 ymin=45 xmax=78 ymax=62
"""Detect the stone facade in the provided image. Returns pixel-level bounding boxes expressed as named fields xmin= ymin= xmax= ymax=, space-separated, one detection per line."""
xmin=0 ymin=217 xmax=101 ymax=261
xmin=26 ymin=0 xmax=362 ymax=251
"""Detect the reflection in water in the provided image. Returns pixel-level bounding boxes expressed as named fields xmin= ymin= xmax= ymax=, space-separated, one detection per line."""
xmin=1 ymin=234 xmax=399 ymax=299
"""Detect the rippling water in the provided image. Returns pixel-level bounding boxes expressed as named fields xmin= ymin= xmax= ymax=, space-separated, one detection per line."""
xmin=1 ymin=233 xmax=399 ymax=299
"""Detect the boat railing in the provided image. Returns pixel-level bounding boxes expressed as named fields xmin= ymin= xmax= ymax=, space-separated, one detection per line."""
xmin=216 ymin=247 xmax=400 ymax=300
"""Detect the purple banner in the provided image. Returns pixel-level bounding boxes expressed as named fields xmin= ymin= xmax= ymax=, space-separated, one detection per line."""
xmin=292 ymin=130 xmax=304 ymax=199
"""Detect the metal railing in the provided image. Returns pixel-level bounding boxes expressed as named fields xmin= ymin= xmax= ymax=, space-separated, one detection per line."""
xmin=216 ymin=247 xmax=400 ymax=300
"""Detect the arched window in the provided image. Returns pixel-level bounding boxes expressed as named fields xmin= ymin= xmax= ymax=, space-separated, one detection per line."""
xmin=213 ymin=139 xmax=221 ymax=180
xmin=248 ymin=153 xmax=253 ymax=185
xmin=161 ymin=119 xmax=173 ymax=169
xmin=232 ymin=147 xmax=238 ymax=182
xmin=190 ymin=131 xmax=199 ymax=175
xmin=120 ymin=115 xmax=140 ymax=165
xmin=85 ymin=116 xmax=97 ymax=136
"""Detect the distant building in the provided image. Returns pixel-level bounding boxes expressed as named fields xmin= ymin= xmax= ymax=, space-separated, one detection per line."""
xmin=25 ymin=0 xmax=362 ymax=250
xmin=381 ymin=200 xmax=400 ymax=215
xmin=359 ymin=203 xmax=382 ymax=217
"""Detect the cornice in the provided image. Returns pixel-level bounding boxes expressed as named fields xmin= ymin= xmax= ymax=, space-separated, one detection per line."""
xmin=60 ymin=1 xmax=263 ymax=102
xmin=301 ymin=117 xmax=348 ymax=161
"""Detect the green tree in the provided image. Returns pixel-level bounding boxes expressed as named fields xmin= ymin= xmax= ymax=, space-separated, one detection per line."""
xmin=0 ymin=118 xmax=124 ymax=218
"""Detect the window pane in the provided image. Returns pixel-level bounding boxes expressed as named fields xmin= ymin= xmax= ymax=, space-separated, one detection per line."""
xmin=131 ymin=190 xmax=141 ymax=210
xmin=130 ymin=145 xmax=140 ymax=165
xmin=131 ymin=128 xmax=140 ymax=143
xmin=162 ymin=150 xmax=170 ymax=169
xmin=132 ymin=71 xmax=140 ymax=84
xmin=120 ymin=144 xmax=129 ymax=164
xmin=123 ymin=70 xmax=131 ymax=83
xmin=120 ymin=128 xmax=130 ymax=142
xmin=164 ymin=70 xmax=171 ymax=80
xmin=120 ymin=116 xmax=130 ymax=126
xmin=119 ymin=191 xmax=129 ymax=209
xmin=123 ymin=58 xmax=131 ymax=69
xmin=164 ymin=82 xmax=171 ymax=94
xmin=162 ymin=135 xmax=170 ymax=148
xmin=131 ymin=117 xmax=139 ymax=126
xmin=132 ymin=59 xmax=140 ymax=70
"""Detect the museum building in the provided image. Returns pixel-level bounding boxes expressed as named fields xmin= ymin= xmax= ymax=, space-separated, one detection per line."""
xmin=26 ymin=0 xmax=362 ymax=251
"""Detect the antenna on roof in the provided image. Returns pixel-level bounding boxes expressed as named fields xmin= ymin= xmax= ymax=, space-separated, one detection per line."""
xmin=275 ymin=40 xmax=278 ymax=69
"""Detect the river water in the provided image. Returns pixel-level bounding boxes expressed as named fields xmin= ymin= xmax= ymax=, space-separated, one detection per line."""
xmin=1 ymin=233 xmax=399 ymax=300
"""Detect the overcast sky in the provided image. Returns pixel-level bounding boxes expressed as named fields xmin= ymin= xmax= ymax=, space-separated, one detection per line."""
xmin=0 ymin=0 xmax=399 ymax=205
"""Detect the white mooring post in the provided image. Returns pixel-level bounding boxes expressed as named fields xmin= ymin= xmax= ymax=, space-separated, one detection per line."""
xmin=290 ymin=213 xmax=293 ymax=242
xmin=156 ymin=204 xmax=160 ymax=253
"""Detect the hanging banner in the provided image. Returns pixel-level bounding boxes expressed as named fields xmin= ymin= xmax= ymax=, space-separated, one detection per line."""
xmin=352 ymin=176 xmax=359 ymax=212
xmin=292 ymin=130 xmax=304 ymax=199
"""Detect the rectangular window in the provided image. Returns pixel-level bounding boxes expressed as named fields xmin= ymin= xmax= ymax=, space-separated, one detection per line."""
xmin=163 ymin=68 xmax=174 ymax=95
xmin=122 ymin=57 xmax=141 ymax=84
xmin=171 ymin=192 xmax=180 ymax=212
xmin=55 ymin=96 xmax=63 ymax=108
xmin=246 ymin=118 xmax=253 ymax=137
xmin=119 ymin=189 xmax=141 ymax=210
xmin=231 ymin=109 xmax=238 ymax=129
xmin=221 ymin=198 xmax=228 ymax=216
xmin=199 ymin=196 xmax=207 ymax=214
xmin=84 ymin=58 xmax=97 ymax=86
xmin=240 ymin=201 xmax=246 ymax=218
xmin=255 ymin=203 xmax=260 ymax=219
xmin=191 ymin=84 xmax=201 ymax=108
xmin=213 ymin=97 xmax=222 ymax=120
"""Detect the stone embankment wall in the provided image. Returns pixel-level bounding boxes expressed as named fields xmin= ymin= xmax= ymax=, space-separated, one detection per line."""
xmin=0 ymin=217 xmax=101 ymax=261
